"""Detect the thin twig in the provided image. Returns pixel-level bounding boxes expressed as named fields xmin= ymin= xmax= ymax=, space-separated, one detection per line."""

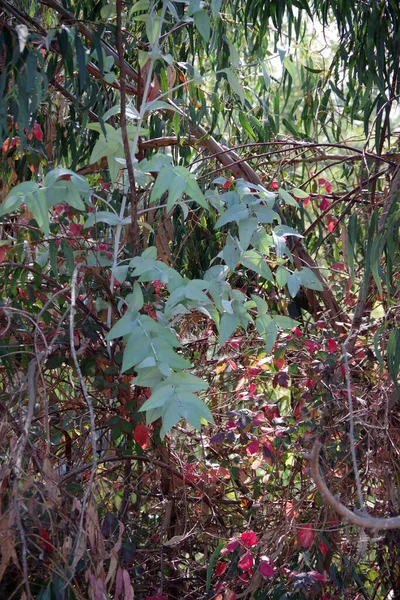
xmin=342 ymin=344 xmax=365 ymax=511
xmin=64 ymin=264 xmax=98 ymax=588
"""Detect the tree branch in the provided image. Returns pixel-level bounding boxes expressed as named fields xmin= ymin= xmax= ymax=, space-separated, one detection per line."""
xmin=309 ymin=441 xmax=400 ymax=530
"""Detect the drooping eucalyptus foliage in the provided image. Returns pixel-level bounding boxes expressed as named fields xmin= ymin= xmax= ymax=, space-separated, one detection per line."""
xmin=0 ymin=1 xmax=399 ymax=599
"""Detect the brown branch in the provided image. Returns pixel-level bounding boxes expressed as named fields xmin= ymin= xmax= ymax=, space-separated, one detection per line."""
xmin=310 ymin=441 xmax=400 ymax=530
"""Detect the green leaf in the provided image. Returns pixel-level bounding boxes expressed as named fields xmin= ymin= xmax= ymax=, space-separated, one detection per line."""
xmin=112 ymin=265 xmax=129 ymax=284
xmin=106 ymin=311 xmax=138 ymax=340
xmin=222 ymin=235 xmax=241 ymax=271
xmin=215 ymin=204 xmax=249 ymax=228
xmin=256 ymin=315 xmax=278 ymax=354
xmin=167 ymin=175 xmax=186 ymax=212
xmin=254 ymin=206 xmax=280 ymax=224
xmin=139 ymin=384 xmax=175 ymax=411
xmin=278 ymin=188 xmax=298 ymax=207
xmin=24 ymin=190 xmax=50 ymax=235
xmin=193 ymin=10 xmax=211 ymax=43
xmin=219 ymin=312 xmax=240 ymax=346
xmin=150 ymin=166 xmax=171 ymax=203
xmin=272 ymin=315 xmax=299 ymax=329
xmin=50 ymin=181 xmax=86 ymax=211
xmin=240 ymin=250 xmax=273 ymax=281
xmin=130 ymin=282 xmax=144 ymax=312
xmin=297 ymin=267 xmax=323 ymax=291
xmin=84 ymin=210 xmax=121 ymax=228
xmin=287 ymin=272 xmax=301 ymax=298
xmin=283 ymin=56 xmax=296 ymax=80
xmin=185 ymin=177 xmax=209 ymax=210
xmin=121 ymin=331 xmax=150 ymax=373
xmin=0 ymin=181 xmax=39 ymax=217
xmin=291 ymin=188 xmax=309 ymax=199
xmin=275 ymin=266 xmax=288 ymax=287
xmin=238 ymin=217 xmax=258 ymax=250
xmin=225 ymin=68 xmax=245 ymax=106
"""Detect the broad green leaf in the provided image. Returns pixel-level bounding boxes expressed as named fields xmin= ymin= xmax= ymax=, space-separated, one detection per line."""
xmin=238 ymin=217 xmax=258 ymax=250
xmin=215 ymin=203 xmax=249 ymax=228
xmin=130 ymin=281 xmax=144 ymax=312
xmin=112 ymin=265 xmax=129 ymax=284
xmin=251 ymin=293 xmax=269 ymax=315
xmin=50 ymin=181 xmax=86 ymax=211
xmin=25 ymin=190 xmax=50 ymax=235
xmin=185 ymin=177 xmax=209 ymax=210
xmin=254 ymin=206 xmax=280 ymax=224
xmin=84 ymin=211 xmax=121 ymax=228
xmin=222 ymin=235 xmax=241 ymax=271
xmin=0 ymin=181 xmax=39 ymax=216
xmin=194 ymin=10 xmax=211 ymax=43
xmin=121 ymin=332 xmax=150 ymax=372
xmin=287 ymin=272 xmax=301 ymax=298
xmin=167 ymin=372 xmax=209 ymax=392
xmin=134 ymin=366 xmax=164 ymax=388
xmin=275 ymin=266 xmax=288 ymax=287
xmin=256 ymin=315 xmax=278 ymax=354
xmin=278 ymin=188 xmax=298 ymax=207
xmin=167 ymin=175 xmax=186 ymax=212
xmin=150 ymin=166 xmax=171 ymax=202
xmin=292 ymin=188 xmax=310 ymax=199
xmin=139 ymin=384 xmax=175 ymax=411
xmin=219 ymin=312 xmax=240 ymax=346
xmin=272 ymin=315 xmax=299 ymax=329
xmin=297 ymin=267 xmax=323 ymax=292
xmin=240 ymin=250 xmax=273 ymax=281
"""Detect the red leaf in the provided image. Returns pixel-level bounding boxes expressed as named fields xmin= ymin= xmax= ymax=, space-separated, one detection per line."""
xmin=260 ymin=560 xmax=275 ymax=578
xmin=326 ymin=215 xmax=338 ymax=232
xmin=318 ymin=178 xmax=327 ymax=186
xmin=39 ymin=526 xmax=53 ymax=553
xmin=302 ymin=196 xmax=311 ymax=208
xmin=133 ymin=424 xmax=150 ymax=449
xmin=308 ymin=570 xmax=327 ymax=582
xmin=32 ymin=122 xmax=44 ymax=141
xmin=327 ymin=338 xmax=338 ymax=353
xmin=325 ymin=181 xmax=332 ymax=193
xmin=247 ymin=366 xmax=261 ymax=376
xmin=222 ymin=180 xmax=233 ymax=189
xmin=270 ymin=181 xmax=279 ymax=191
xmin=240 ymin=531 xmax=258 ymax=547
xmin=319 ymin=541 xmax=329 ymax=554
xmin=293 ymin=326 xmax=302 ymax=338
xmin=246 ymin=441 xmax=260 ymax=456
xmin=319 ymin=197 xmax=330 ymax=211
xmin=298 ymin=524 xmax=315 ymax=548
xmin=238 ymin=551 xmax=254 ymax=571
xmin=69 ymin=222 xmax=83 ymax=237
xmin=215 ymin=561 xmax=227 ymax=576
xmin=248 ymin=383 xmax=257 ymax=395
xmin=226 ymin=539 xmax=239 ymax=553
